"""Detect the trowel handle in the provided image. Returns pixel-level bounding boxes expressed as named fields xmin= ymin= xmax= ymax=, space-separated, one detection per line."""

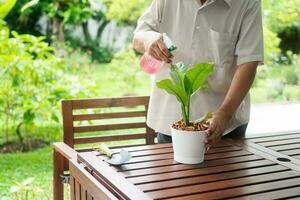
xmin=98 ymin=144 xmax=113 ymax=158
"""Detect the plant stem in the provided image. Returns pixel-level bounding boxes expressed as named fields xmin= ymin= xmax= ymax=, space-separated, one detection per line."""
xmin=181 ymin=104 xmax=189 ymax=126
xmin=187 ymin=97 xmax=191 ymax=125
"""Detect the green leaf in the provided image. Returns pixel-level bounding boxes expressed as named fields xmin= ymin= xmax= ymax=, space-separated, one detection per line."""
xmin=194 ymin=112 xmax=212 ymax=123
xmin=170 ymin=65 xmax=182 ymax=86
xmin=156 ymin=79 xmax=188 ymax=106
xmin=0 ymin=0 xmax=17 ymax=19
xmin=200 ymin=83 xmax=209 ymax=92
xmin=185 ymin=62 xmax=214 ymax=94
xmin=23 ymin=109 xmax=35 ymax=124
xmin=21 ymin=0 xmax=39 ymax=13
xmin=51 ymin=113 xmax=59 ymax=123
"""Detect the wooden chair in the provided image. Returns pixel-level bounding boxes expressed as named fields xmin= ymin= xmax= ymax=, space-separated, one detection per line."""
xmin=69 ymin=159 xmax=117 ymax=200
xmin=53 ymin=96 xmax=156 ymax=200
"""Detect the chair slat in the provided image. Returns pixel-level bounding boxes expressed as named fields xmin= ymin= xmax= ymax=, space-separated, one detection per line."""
xmin=74 ymin=133 xmax=147 ymax=144
xmin=73 ymin=111 xmax=147 ymax=121
xmin=74 ymin=122 xmax=147 ymax=133
xmin=71 ymin=96 xmax=149 ymax=109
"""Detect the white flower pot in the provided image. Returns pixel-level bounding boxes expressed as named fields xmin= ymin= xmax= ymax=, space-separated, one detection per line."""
xmin=171 ymin=127 xmax=207 ymax=164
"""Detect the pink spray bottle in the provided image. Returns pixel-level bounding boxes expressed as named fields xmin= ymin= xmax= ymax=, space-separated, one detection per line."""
xmin=140 ymin=33 xmax=176 ymax=74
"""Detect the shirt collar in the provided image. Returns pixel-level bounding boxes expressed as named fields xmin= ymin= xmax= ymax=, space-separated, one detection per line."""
xmin=196 ymin=0 xmax=231 ymax=9
xmin=223 ymin=0 xmax=232 ymax=7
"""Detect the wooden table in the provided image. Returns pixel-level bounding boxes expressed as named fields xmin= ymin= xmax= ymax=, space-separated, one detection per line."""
xmin=68 ymin=133 xmax=300 ymax=200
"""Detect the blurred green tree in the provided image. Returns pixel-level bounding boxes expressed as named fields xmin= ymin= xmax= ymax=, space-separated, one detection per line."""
xmin=0 ymin=3 xmax=97 ymax=146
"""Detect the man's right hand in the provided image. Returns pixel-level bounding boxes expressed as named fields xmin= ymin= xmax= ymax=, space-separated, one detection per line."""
xmin=133 ymin=31 xmax=173 ymax=63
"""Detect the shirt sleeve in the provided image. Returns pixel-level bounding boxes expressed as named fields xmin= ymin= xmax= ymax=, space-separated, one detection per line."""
xmin=235 ymin=0 xmax=264 ymax=66
xmin=134 ymin=0 xmax=164 ymax=34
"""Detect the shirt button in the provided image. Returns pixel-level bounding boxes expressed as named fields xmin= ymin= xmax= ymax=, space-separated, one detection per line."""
xmin=196 ymin=26 xmax=200 ymax=30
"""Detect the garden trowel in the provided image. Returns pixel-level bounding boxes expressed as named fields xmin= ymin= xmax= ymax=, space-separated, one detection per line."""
xmin=97 ymin=144 xmax=132 ymax=166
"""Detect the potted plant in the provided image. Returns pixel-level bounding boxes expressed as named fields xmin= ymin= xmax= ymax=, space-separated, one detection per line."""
xmin=156 ymin=62 xmax=214 ymax=164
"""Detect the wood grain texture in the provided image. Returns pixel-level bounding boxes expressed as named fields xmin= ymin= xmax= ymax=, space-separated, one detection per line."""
xmin=69 ymin=159 xmax=118 ymax=200
xmin=146 ymin=171 xmax=300 ymax=199
xmin=53 ymin=147 xmax=64 ymax=200
xmin=74 ymin=133 xmax=146 ymax=144
xmin=225 ymin=139 xmax=300 ymax=171
xmin=167 ymin=177 xmax=300 ymax=200
xmin=60 ymin=130 xmax=300 ymax=200
xmin=230 ymin=187 xmax=300 ymax=200
xmin=78 ymin=152 xmax=152 ymax=200
xmin=246 ymin=132 xmax=300 ymax=165
xmin=71 ymin=96 xmax=149 ymax=109
xmin=73 ymin=111 xmax=147 ymax=121
xmin=73 ymin=122 xmax=147 ymax=133
xmin=62 ymin=100 xmax=74 ymax=148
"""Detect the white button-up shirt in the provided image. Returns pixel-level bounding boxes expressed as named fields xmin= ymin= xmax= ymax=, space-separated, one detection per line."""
xmin=134 ymin=0 xmax=264 ymax=135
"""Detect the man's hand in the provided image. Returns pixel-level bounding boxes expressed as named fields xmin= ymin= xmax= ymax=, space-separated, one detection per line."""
xmin=133 ymin=31 xmax=173 ymax=63
xmin=204 ymin=61 xmax=258 ymax=150
xmin=204 ymin=110 xmax=232 ymax=150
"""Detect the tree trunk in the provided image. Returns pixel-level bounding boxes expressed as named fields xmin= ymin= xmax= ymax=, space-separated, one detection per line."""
xmin=4 ymin=108 xmax=9 ymax=143
xmin=95 ymin=20 xmax=109 ymax=44
xmin=46 ymin=18 xmax=52 ymax=42
xmin=52 ymin=2 xmax=64 ymax=42
xmin=16 ymin=121 xmax=24 ymax=144
xmin=82 ymin=22 xmax=92 ymax=44
xmin=52 ymin=16 xmax=64 ymax=42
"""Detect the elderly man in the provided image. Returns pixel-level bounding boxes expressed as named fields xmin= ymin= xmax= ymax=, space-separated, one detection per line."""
xmin=133 ymin=0 xmax=264 ymax=148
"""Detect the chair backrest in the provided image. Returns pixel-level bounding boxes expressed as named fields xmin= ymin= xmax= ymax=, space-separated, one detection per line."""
xmin=62 ymin=96 xmax=156 ymax=149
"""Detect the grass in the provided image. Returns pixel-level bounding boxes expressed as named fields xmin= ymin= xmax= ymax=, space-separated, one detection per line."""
xmin=0 ymin=147 xmax=53 ymax=199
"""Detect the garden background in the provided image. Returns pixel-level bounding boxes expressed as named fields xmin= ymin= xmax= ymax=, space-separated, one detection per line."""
xmin=0 ymin=0 xmax=300 ymax=199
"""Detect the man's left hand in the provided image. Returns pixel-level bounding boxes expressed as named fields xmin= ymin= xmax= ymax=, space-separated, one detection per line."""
xmin=204 ymin=110 xmax=232 ymax=150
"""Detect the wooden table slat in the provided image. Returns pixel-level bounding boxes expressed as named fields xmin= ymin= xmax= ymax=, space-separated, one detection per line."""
xmin=146 ymin=171 xmax=300 ymax=199
xmin=106 ymin=145 xmax=242 ymax=158
xmin=121 ymin=155 xmax=263 ymax=177
xmin=117 ymin=153 xmax=260 ymax=172
xmin=271 ymin=143 xmax=300 ymax=151
xmin=127 ymin=160 xmax=275 ymax=184
xmin=110 ymin=142 xmax=230 ymax=152
xmin=167 ymin=177 xmax=300 ymax=200
xmin=100 ymin=150 xmax=252 ymax=165
xmin=137 ymin=165 xmax=287 ymax=191
xmin=257 ymin=138 xmax=300 ymax=147
xmin=249 ymin=133 xmax=300 ymax=143
xmin=279 ymin=149 xmax=300 ymax=157
xmin=230 ymin=186 xmax=300 ymax=200
xmin=246 ymin=130 xmax=300 ymax=139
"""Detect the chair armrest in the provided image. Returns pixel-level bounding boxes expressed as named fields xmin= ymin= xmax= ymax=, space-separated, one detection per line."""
xmin=53 ymin=142 xmax=77 ymax=160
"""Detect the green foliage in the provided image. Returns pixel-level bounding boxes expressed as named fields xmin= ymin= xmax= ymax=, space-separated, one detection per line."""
xmin=9 ymin=177 xmax=49 ymax=200
xmin=21 ymin=0 xmax=94 ymax=25
xmin=263 ymin=26 xmax=281 ymax=64
xmin=262 ymin=0 xmax=300 ymax=33
xmin=0 ymin=147 xmax=53 ymax=198
xmin=0 ymin=22 xmax=97 ymax=144
xmin=282 ymin=85 xmax=300 ymax=101
xmin=103 ymin=0 xmax=151 ymax=26
xmin=0 ymin=0 xmax=17 ymax=19
xmin=5 ymin=0 xmax=50 ymax=38
xmin=104 ymin=47 xmax=150 ymax=96
xmin=65 ymin=36 xmax=114 ymax=63
xmin=42 ymin=1 xmax=93 ymax=25
xmin=157 ymin=62 xmax=214 ymax=125
xmin=251 ymin=63 xmax=300 ymax=103
xmin=262 ymin=0 xmax=300 ymax=56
